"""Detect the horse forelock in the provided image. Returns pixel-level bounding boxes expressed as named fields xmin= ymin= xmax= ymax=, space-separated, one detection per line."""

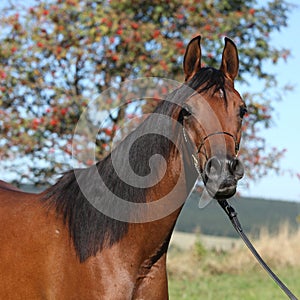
xmin=188 ymin=67 xmax=226 ymax=100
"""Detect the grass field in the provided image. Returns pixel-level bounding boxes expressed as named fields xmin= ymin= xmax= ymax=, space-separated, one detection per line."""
xmin=169 ymin=267 xmax=300 ymax=299
xmin=168 ymin=226 xmax=300 ymax=299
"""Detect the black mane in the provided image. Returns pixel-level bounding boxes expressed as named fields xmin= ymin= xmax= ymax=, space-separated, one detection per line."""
xmin=42 ymin=67 xmax=225 ymax=262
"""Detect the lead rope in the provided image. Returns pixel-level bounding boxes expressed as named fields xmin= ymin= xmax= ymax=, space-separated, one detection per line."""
xmin=218 ymin=200 xmax=298 ymax=300
xmin=182 ymin=126 xmax=298 ymax=299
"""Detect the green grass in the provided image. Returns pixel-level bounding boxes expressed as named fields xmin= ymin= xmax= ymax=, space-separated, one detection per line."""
xmin=169 ymin=267 xmax=300 ymax=300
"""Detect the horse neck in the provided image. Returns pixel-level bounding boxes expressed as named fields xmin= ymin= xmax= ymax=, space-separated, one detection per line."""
xmin=126 ymin=131 xmax=199 ymax=260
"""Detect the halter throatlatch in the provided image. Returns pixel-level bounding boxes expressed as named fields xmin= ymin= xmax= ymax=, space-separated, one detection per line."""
xmin=218 ymin=200 xmax=298 ymax=300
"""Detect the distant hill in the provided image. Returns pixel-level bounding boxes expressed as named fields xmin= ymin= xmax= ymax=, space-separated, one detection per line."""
xmin=176 ymin=193 xmax=300 ymax=237
xmin=6 ymin=183 xmax=300 ymax=237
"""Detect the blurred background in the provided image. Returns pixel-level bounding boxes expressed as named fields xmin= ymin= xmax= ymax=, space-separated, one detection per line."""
xmin=0 ymin=1 xmax=299 ymax=298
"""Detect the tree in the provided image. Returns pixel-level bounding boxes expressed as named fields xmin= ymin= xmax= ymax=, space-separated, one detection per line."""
xmin=0 ymin=0 xmax=292 ymax=185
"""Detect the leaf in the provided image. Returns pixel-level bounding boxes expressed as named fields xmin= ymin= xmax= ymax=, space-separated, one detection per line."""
xmin=0 ymin=0 xmax=293 ymax=184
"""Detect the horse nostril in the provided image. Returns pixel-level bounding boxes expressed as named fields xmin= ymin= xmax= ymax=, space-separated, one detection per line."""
xmin=230 ymin=158 xmax=244 ymax=179
xmin=205 ymin=156 xmax=222 ymax=181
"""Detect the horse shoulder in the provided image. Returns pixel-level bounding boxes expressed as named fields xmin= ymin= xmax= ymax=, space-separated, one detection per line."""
xmin=132 ymin=253 xmax=168 ymax=299
xmin=0 ymin=192 xmax=75 ymax=298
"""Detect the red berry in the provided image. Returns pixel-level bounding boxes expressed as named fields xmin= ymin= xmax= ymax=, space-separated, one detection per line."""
xmin=249 ymin=8 xmax=255 ymax=15
xmin=153 ymin=30 xmax=160 ymax=38
xmin=131 ymin=22 xmax=139 ymax=30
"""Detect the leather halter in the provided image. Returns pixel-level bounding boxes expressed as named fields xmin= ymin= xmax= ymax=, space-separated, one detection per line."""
xmin=182 ymin=128 xmax=240 ymax=176
xmin=196 ymin=131 xmax=240 ymax=156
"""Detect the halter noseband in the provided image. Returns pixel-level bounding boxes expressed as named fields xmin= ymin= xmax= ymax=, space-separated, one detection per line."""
xmin=197 ymin=131 xmax=240 ymax=156
xmin=182 ymin=127 xmax=240 ymax=157
xmin=182 ymin=127 xmax=240 ymax=178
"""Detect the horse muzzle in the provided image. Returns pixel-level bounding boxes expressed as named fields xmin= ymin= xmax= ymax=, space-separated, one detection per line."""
xmin=202 ymin=156 xmax=244 ymax=200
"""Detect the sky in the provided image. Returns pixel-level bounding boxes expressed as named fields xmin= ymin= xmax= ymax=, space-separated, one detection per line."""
xmin=0 ymin=0 xmax=299 ymax=202
xmin=239 ymin=0 xmax=300 ymax=202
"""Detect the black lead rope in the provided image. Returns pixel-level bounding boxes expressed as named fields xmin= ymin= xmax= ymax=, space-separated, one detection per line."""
xmin=218 ymin=200 xmax=298 ymax=300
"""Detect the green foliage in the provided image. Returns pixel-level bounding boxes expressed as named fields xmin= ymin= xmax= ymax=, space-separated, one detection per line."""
xmin=194 ymin=238 xmax=207 ymax=259
xmin=0 ymin=0 xmax=293 ymax=184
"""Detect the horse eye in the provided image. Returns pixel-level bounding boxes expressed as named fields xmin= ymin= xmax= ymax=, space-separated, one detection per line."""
xmin=240 ymin=106 xmax=247 ymax=119
xmin=182 ymin=105 xmax=192 ymax=119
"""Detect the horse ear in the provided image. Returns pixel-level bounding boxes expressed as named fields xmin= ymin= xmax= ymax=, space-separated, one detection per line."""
xmin=183 ymin=35 xmax=202 ymax=81
xmin=220 ymin=37 xmax=239 ymax=81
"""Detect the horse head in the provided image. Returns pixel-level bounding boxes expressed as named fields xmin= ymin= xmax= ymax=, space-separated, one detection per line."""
xmin=180 ymin=36 xmax=246 ymax=200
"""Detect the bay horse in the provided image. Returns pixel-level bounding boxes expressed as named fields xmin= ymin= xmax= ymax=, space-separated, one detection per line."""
xmin=0 ymin=36 xmax=246 ymax=299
